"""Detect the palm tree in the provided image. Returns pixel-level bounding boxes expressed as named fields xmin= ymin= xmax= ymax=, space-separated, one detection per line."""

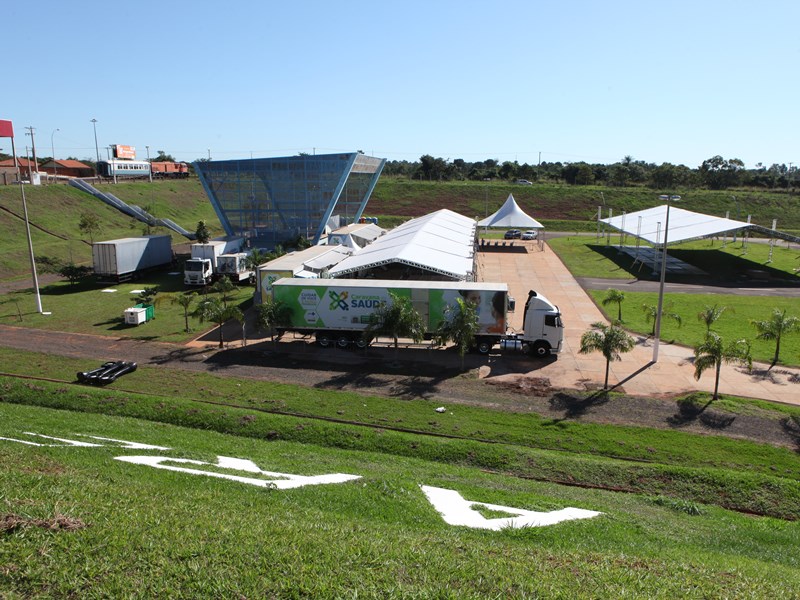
xmin=364 ymin=292 xmax=425 ymax=359
xmin=192 ymin=297 xmax=244 ymax=348
xmin=697 ymin=304 xmax=731 ymax=334
xmin=255 ymin=297 xmax=293 ymax=349
xmin=434 ymin=297 xmax=479 ymax=370
xmin=211 ymin=276 xmax=236 ymax=308
xmin=579 ymin=321 xmax=635 ymax=390
xmin=244 ymin=248 xmax=272 ymax=286
xmin=693 ymin=332 xmax=752 ymax=400
xmin=642 ymin=302 xmax=682 ymax=337
xmin=750 ymin=308 xmax=800 ymax=370
xmin=171 ymin=293 xmax=196 ymax=333
xmin=601 ymin=288 xmax=625 ymax=322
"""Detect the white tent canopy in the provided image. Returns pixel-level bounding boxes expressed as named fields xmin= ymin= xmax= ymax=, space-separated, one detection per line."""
xmin=329 ymin=209 xmax=476 ymax=280
xmin=600 ymin=205 xmax=751 ymax=246
xmin=478 ymin=193 xmax=543 ymax=229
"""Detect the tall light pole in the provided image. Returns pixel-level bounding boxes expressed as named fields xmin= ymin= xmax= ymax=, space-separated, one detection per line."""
xmin=652 ymin=194 xmax=680 ymax=362
xmin=50 ymin=128 xmax=59 ymax=181
xmin=90 ymin=118 xmax=100 ymax=169
xmin=145 ymin=145 xmax=152 ymax=182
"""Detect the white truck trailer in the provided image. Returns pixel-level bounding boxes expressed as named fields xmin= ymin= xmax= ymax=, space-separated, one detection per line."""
xmin=216 ymin=252 xmax=255 ymax=284
xmin=92 ymin=235 xmax=172 ymax=282
xmin=270 ymin=279 xmax=563 ymax=357
xmin=184 ymin=237 xmax=244 ymax=286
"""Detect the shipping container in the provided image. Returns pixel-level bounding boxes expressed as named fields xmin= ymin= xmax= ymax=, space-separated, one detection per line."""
xmin=92 ymin=235 xmax=172 ymax=281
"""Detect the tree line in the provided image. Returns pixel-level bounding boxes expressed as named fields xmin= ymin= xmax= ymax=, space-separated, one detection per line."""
xmin=383 ymin=154 xmax=799 ymax=191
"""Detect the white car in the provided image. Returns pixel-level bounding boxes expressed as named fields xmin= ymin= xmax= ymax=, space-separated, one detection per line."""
xmin=515 ymin=179 xmax=533 ymax=185
xmin=521 ymin=230 xmax=538 ymax=240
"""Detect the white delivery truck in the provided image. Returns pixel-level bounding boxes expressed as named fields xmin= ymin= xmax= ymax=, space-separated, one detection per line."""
xmin=216 ymin=252 xmax=255 ymax=284
xmin=184 ymin=237 xmax=243 ymax=286
xmin=270 ymin=279 xmax=563 ymax=357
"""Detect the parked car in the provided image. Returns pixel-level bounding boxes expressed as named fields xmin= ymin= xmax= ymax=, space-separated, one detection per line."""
xmin=515 ymin=179 xmax=533 ymax=186
xmin=504 ymin=229 xmax=522 ymax=239
xmin=521 ymin=230 xmax=538 ymax=240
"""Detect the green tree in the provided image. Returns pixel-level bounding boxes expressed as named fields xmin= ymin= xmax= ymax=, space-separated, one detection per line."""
xmin=698 ymin=155 xmax=745 ymax=190
xmin=195 ymin=220 xmax=211 ymax=244
xmin=750 ymin=309 xmax=800 ymax=370
xmin=170 ymin=292 xmax=196 ymax=333
xmin=363 ymin=292 xmax=425 ymax=358
xmin=434 ymin=297 xmax=479 ymax=370
xmin=211 ymin=276 xmax=236 ymax=308
xmin=135 ymin=286 xmax=159 ymax=306
xmin=579 ymin=321 xmax=635 ymax=390
xmin=254 ymin=297 xmax=293 ymax=349
xmin=693 ymin=332 xmax=752 ymax=400
xmin=78 ymin=212 xmax=101 ymax=244
xmin=697 ymin=304 xmax=731 ymax=334
xmin=37 ymin=256 xmax=92 ymax=286
xmin=155 ymin=150 xmax=177 ymax=162
xmin=192 ymin=297 xmax=243 ymax=348
xmin=642 ymin=302 xmax=682 ymax=337
xmin=601 ymin=288 xmax=626 ymax=322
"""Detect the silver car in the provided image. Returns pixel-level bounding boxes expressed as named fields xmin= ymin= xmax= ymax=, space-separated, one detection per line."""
xmin=521 ymin=230 xmax=538 ymax=240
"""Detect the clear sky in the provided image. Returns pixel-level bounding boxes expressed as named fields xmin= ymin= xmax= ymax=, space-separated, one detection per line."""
xmin=5 ymin=0 xmax=798 ymax=169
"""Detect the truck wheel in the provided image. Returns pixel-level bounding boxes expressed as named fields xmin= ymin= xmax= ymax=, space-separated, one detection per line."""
xmin=336 ymin=335 xmax=351 ymax=349
xmin=354 ymin=337 xmax=368 ymax=350
xmin=317 ymin=333 xmax=332 ymax=348
xmin=476 ymin=339 xmax=493 ymax=355
xmin=531 ymin=341 xmax=551 ymax=358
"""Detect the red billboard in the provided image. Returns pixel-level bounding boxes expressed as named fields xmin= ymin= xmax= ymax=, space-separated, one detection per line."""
xmin=0 ymin=119 xmax=13 ymax=138
xmin=114 ymin=144 xmax=136 ymax=159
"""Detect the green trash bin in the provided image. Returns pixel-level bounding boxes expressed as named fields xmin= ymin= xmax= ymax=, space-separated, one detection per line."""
xmin=133 ymin=303 xmax=155 ymax=322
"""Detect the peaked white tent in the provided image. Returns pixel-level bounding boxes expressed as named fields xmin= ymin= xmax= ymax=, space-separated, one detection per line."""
xmin=600 ymin=206 xmax=750 ymax=246
xmin=478 ymin=194 xmax=543 ymax=229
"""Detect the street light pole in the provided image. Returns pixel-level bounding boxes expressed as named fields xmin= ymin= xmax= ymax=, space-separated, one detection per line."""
xmin=146 ymin=145 xmax=152 ymax=182
xmin=91 ymin=119 xmax=100 ymax=172
xmin=652 ymin=194 xmax=680 ymax=363
xmin=51 ymin=128 xmax=59 ymax=182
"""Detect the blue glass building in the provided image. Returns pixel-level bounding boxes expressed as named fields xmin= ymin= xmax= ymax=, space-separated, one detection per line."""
xmin=194 ymin=152 xmax=385 ymax=248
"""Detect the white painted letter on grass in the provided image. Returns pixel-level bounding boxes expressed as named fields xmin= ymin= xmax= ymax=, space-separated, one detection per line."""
xmin=115 ymin=455 xmax=361 ymax=489
xmin=420 ymin=485 xmax=602 ymax=530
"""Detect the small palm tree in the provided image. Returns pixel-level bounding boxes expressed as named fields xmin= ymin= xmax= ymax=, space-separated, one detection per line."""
xmin=579 ymin=321 xmax=635 ymax=390
xmin=693 ymin=332 xmax=752 ymax=400
xmin=211 ymin=276 xmax=236 ymax=308
xmin=601 ymin=288 xmax=626 ymax=322
xmin=193 ymin=297 xmax=244 ymax=348
xmin=642 ymin=302 xmax=682 ymax=337
xmin=697 ymin=304 xmax=731 ymax=334
xmin=750 ymin=308 xmax=800 ymax=370
xmin=364 ymin=292 xmax=425 ymax=359
xmin=434 ymin=297 xmax=480 ymax=371
xmin=255 ymin=297 xmax=293 ymax=349
xmin=171 ymin=293 xmax=196 ymax=333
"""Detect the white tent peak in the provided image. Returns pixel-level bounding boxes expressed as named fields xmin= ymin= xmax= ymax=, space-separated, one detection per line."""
xmin=478 ymin=193 xmax=543 ymax=229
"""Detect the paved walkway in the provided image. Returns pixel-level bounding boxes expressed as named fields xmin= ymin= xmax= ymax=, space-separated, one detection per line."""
xmin=476 ymin=241 xmax=800 ymax=405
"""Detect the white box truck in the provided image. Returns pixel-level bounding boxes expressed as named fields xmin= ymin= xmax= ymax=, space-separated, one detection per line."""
xmin=184 ymin=237 xmax=243 ymax=286
xmin=270 ymin=279 xmax=563 ymax=357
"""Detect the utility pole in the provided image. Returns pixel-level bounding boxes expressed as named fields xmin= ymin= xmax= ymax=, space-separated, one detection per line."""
xmin=25 ymin=126 xmax=39 ymax=172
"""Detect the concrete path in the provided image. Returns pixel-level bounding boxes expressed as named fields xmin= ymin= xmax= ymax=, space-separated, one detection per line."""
xmin=476 ymin=241 xmax=800 ymax=405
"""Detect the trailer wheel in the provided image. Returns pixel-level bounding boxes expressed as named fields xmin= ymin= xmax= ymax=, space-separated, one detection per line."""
xmin=336 ymin=335 xmax=351 ymax=349
xmin=476 ymin=339 xmax=493 ymax=355
xmin=531 ymin=341 xmax=551 ymax=358
xmin=317 ymin=333 xmax=332 ymax=348
xmin=354 ymin=337 xmax=368 ymax=350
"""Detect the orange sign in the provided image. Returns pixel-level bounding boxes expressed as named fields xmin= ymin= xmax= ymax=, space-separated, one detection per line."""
xmin=114 ymin=145 xmax=136 ymax=159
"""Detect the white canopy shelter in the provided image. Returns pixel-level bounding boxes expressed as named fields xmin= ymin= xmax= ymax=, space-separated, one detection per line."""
xmin=600 ymin=205 xmax=750 ymax=246
xmin=478 ymin=193 xmax=544 ymax=229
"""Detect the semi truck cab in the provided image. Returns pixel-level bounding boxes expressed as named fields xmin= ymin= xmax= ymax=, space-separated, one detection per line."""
xmin=519 ymin=290 xmax=564 ymax=356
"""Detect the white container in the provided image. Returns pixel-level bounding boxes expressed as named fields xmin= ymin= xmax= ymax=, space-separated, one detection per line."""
xmin=124 ymin=307 xmax=147 ymax=325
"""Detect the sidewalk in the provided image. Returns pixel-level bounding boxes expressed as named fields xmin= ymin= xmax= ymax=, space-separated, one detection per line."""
xmin=477 ymin=241 xmax=800 ymax=406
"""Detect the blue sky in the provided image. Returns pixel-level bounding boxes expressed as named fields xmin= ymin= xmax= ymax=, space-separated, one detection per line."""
xmin=5 ymin=0 xmax=798 ymax=168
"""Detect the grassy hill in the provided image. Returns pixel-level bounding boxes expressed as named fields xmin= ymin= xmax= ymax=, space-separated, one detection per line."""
xmin=2 ymin=177 xmax=797 ymax=280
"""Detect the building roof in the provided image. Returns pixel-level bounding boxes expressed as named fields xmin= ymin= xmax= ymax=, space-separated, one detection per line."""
xmin=600 ymin=205 xmax=751 ymax=245
xmin=478 ymin=193 xmax=544 ymax=228
xmin=328 ymin=209 xmax=476 ymax=280
xmin=41 ymin=159 xmax=91 ymax=169
xmin=0 ymin=158 xmax=37 ymax=168
xmin=259 ymin=245 xmax=352 ymax=273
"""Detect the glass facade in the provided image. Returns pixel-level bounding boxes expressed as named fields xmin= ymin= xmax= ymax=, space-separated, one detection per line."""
xmin=194 ymin=153 xmax=385 ymax=248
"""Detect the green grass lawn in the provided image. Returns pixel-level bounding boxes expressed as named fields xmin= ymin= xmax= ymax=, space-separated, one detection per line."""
xmin=1 ymin=397 xmax=799 ymax=597
xmin=0 ymin=270 xmax=254 ymax=343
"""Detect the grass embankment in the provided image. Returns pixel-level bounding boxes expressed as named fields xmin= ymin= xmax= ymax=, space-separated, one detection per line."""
xmin=2 ymin=387 xmax=800 ymax=597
